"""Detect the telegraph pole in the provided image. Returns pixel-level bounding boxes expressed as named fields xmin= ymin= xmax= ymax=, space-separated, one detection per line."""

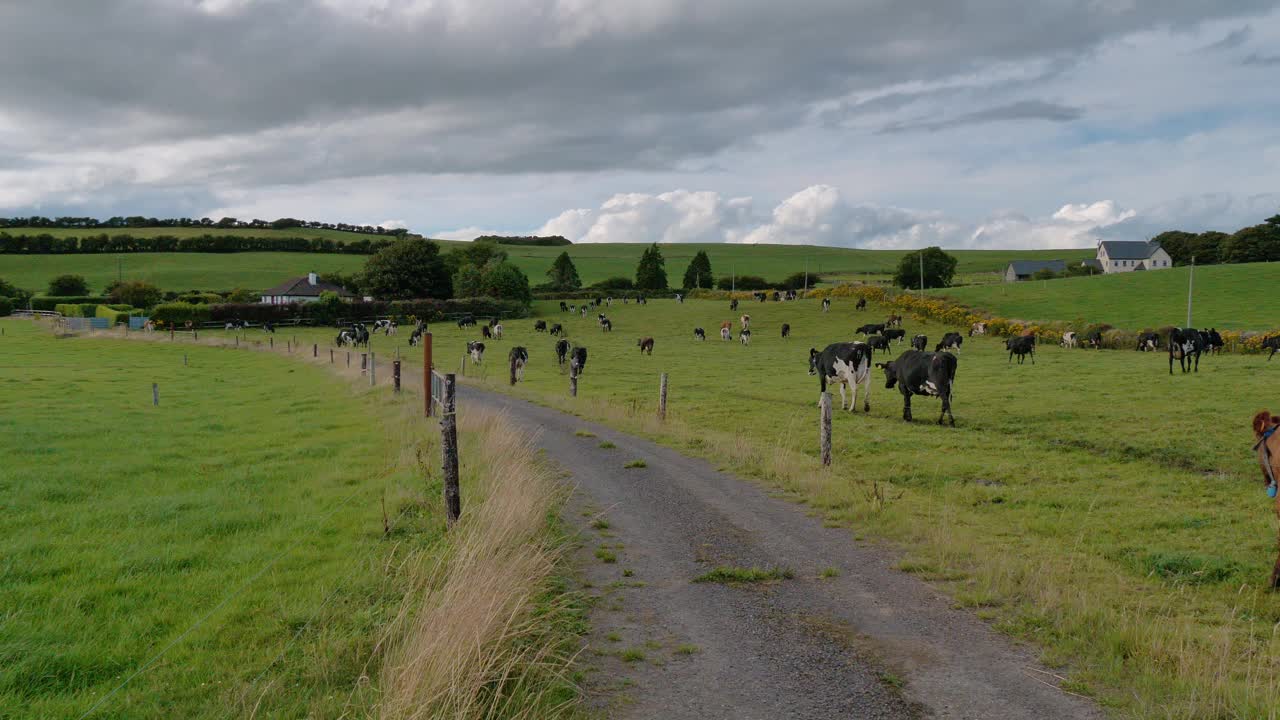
xmin=1186 ymin=255 xmax=1195 ymax=327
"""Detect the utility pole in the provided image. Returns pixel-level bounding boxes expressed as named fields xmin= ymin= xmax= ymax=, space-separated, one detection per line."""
xmin=1186 ymin=255 xmax=1195 ymax=327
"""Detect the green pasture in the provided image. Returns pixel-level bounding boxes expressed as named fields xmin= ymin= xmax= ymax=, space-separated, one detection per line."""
xmin=935 ymin=261 xmax=1280 ymax=331
xmin=218 ymin=297 xmax=1280 ymax=716
xmin=0 ymin=237 xmax=1092 ymax=294
xmin=0 ymin=321 xmax=444 ymax=718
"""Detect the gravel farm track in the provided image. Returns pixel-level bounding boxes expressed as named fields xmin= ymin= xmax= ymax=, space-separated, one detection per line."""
xmin=460 ymin=385 xmax=1103 ymax=720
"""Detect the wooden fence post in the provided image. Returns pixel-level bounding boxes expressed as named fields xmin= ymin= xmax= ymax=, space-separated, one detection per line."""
xmin=460 ymin=354 xmax=467 ymax=376
xmin=819 ymin=392 xmax=832 ymax=466
xmin=313 ymin=343 xmax=317 ymax=358
xmin=270 ymin=336 xmax=273 ymax=349
xmin=347 ymin=351 xmax=351 ymax=367
xmin=424 ymin=332 xmax=434 ymax=417
xmin=183 ymin=354 xmax=187 ymax=367
xmin=369 ymin=352 xmax=376 ymax=387
xmin=658 ymin=372 xmax=668 ymax=420
xmin=570 ymin=363 xmax=578 ymax=397
xmin=193 ymin=329 xmax=198 ymax=341
xmin=235 ymin=336 xmax=239 ymax=348
xmin=152 ymin=383 xmax=159 ymax=406
xmin=441 ymin=373 xmax=460 ymax=528
xmin=170 ymin=327 xmax=175 ymax=341
xmin=361 ymin=353 xmax=367 ymax=371
xmin=393 ymin=360 xmax=401 ymax=392
xmin=330 ymin=348 xmax=334 ymax=363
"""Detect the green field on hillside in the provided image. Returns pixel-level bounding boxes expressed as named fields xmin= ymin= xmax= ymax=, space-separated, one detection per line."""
xmin=934 ymin=262 xmax=1280 ymax=331
xmin=205 ymin=297 xmax=1280 ymax=716
xmin=0 ymin=322 xmax=444 ymax=717
xmin=0 ymin=238 xmax=1092 ymax=295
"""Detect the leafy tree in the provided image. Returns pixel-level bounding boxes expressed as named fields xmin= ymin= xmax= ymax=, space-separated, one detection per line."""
xmin=360 ymin=239 xmax=453 ymax=300
xmin=780 ymin=271 xmax=820 ymax=291
xmin=1188 ymin=231 xmax=1227 ymax=265
xmin=319 ymin=271 xmax=361 ymax=295
xmin=48 ymin=274 xmax=89 ymax=295
xmin=108 ymin=280 xmax=163 ymax=308
xmin=1220 ymin=224 xmax=1280 ymax=264
xmin=546 ymin=251 xmax=582 ymax=290
xmin=1150 ymin=230 xmax=1199 ymax=266
xmin=1031 ymin=268 xmax=1060 ymax=281
xmin=0 ymin=277 xmax=32 ymax=304
xmin=716 ymin=275 xmax=768 ymax=291
xmin=453 ymin=265 xmax=485 ymax=297
xmin=481 ymin=261 xmax=533 ymax=303
xmin=593 ymin=276 xmax=634 ymax=290
xmin=681 ymin=250 xmax=714 ymax=289
xmin=634 ymin=243 xmax=668 ymax=290
xmin=226 ymin=287 xmax=258 ymax=303
xmin=444 ymin=241 xmax=508 ymax=275
xmin=893 ymin=247 xmax=957 ymax=290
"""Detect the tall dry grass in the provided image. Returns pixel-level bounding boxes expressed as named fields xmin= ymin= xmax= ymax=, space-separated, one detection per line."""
xmin=376 ymin=408 xmax=580 ymax=720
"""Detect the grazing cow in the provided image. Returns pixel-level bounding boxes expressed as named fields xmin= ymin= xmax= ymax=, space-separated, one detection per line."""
xmin=885 ymin=315 xmax=903 ymax=328
xmin=580 ymin=306 xmax=588 ymax=317
xmin=263 ymin=322 xmax=275 ymax=334
xmin=721 ymin=326 xmax=732 ymax=341
xmin=1264 ymin=336 xmax=1280 ymax=361
xmin=1136 ymin=332 xmax=1159 ymax=352
xmin=781 ymin=323 xmax=791 ymax=339
xmin=555 ymin=338 xmax=570 ymax=366
xmin=1006 ymin=335 xmax=1036 ymax=364
xmin=1061 ymin=331 xmax=1078 ymax=349
xmin=809 ymin=342 xmax=873 ymax=412
xmin=730 ymin=299 xmax=739 ymax=311
xmin=481 ymin=325 xmax=493 ymax=339
xmin=336 ymin=330 xmax=354 ymax=347
xmin=694 ymin=327 xmax=706 ymax=341
xmin=865 ymin=334 xmax=891 ymax=355
xmin=675 ymin=293 xmax=683 ymax=304
xmin=822 ymin=298 xmax=831 ymax=313
xmin=637 ymin=337 xmax=655 ymax=355
xmin=720 ymin=320 xmax=733 ymax=337
xmin=969 ymin=322 xmax=987 ymax=337
xmin=935 ymin=333 xmax=962 ymax=352
xmin=508 ymin=346 xmax=528 ymax=385
xmin=1168 ymin=327 xmax=1204 ymax=374
xmin=911 ymin=334 xmax=928 ymax=352
xmin=534 ymin=320 xmax=547 ymax=333
xmin=350 ymin=323 xmax=370 ymax=348
xmin=409 ymin=326 xmax=424 ymax=346
xmin=467 ymin=341 xmax=486 ymax=364
xmin=489 ymin=318 xmax=499 ymax=328
xmin=883 ymin=328 xmax=906 ymax=344
xmin=601 ymin=319 xmax=612 ymax=332
xmin=457 ymin=315 xmax=476 ymax=328
xmin=560 ymin=301 xmax=569 ymax=312
xmin=740 ymin=329 xmax=752 ymax=346
xmin=1202 ymin=328 xmax=1225 ymax=355
xmin=1252 ymin=410 xmax=1280 ymax=588
xmin=772 ymin=291 xmax=782 ymax=302
xmin=855 ymin=298 xmax=867 ymax=311
xmin=549 ymin=323 xmax=563 ymax=336
xmin=492 ymin=323 xmax=503 ymax=339
xmin=1084 ymin=330 xmax=1103 ymax=349
xmin=374 ymin=319 xmax=395 ymax=335
xmin=570 ymin=346 xmax=587 ymax=375
xmin=606 ymin=297 xmax=613 ymax=307
xmin=740 ymin=314 xmax=751 ymax=331
xmin=876 ymin=350 xmax=958 ymax=425
xmin=855 ymin=323 xmax=886 ymax=336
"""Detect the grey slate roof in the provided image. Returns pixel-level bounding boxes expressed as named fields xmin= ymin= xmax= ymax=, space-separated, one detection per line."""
xmin=261 ymin=276 xmax=354 ymax=298
xmin=1080 ymin=259 xmax=1103 ymax=270
xmin=1007 ymin=260 xmax=1067 ymax=276
xmin=1098 ymin=240 xmax=1159 ymax=260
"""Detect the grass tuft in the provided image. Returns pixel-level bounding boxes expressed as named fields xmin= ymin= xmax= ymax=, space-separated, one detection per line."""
xmin=622 ymin=459 xmax=646 ymax=469
xmin=692 ymin=566 xmax=794 ymax=584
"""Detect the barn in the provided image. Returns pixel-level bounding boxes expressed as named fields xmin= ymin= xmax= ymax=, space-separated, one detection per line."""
xmin=1003 ymin=260 xmax=1067 ymax=283
xmin=260 ymin=272 xmax=356 ymax=305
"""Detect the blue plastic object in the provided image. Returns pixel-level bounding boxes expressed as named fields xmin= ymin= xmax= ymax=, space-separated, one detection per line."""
xmin=1268 ymin=484 xmax=1277 ymax=499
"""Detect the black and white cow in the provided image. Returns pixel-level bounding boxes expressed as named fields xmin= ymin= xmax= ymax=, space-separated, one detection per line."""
xmin=508 ymin=346 xmax=528 ymax=384
xmin=492 ymin=323 xmax=503 ymax=339
xmin=336 ymin=329 xmax=354 ymax=347
xmin=809 ymin=342 xmax=873 ymax=412
xmin=730 ymin=299 xmax=739 ymax=311
xmin=1264 ymin=335 xmax=1280 ymax=361
xmin=467 ymin=341 xmax=486 ymax=364
xmin=637 ymin=337 xmax=655 ymax=355
xmin=855 ymin=298 xmax=867 ymax=311
xmin=822 ymin=298 xmax=831 ymax=313
xmin=555 ymin=338 xmax=570 ymax=366
xmin=549 ymin=323 xmax=563 ymax=336
xmin=1136 ymin=331 xmax=1159 ymax=352
xmin=883 ymin=328 xmax=906 ymax=344
xmin=374 ymin=319 xmax=395 ymax=335
xmin=560 ymin=301 xmax=569 ymax=312
xmin=865 ymin=334 xmax=891 ymax=355
xmin=1062 ymin=331 xmax=1078 ymax=349
xmin=694 ymin=327 xmax=706 ymax=341
xmin=856 ymin=323 xmax=886 ymax=336
xmin=457 ymin=315 xmax=476 ymax=329
xmin=263 ymin=322 xmax=276 ymax=334
xmin=534 ymin=320 xmax=547 ymax=332
xmin=935 ymin=333 xmax=963 ymax=352
xmin=1169 ymin=327 xmax=1204 ymax=374
xmin=740 ymin=329 xmax=752 ymax=346
xmin=601 ymin=318 xmax=612 ymax=332
xmin=481 ymin=324 xmax=493 ymax=339
xmin=911 ymin=334 xmax=928 ymax=352
xmin=570 ymin=346 xmax=587 ymax=375
xmin=720 ymin=325 xmax=732 ymax=341
xmin=877 ymin=350 xmax=957 ymax=425
xmin=1201 ymin=328 xmax=1224 ymax=355
xmin=1084 ymin=330 xmax=1103 ymax=349
xmin=408 ymin=326 xmax=424 ymax=346
xmin=1006 ymin=335 xmax=1035 ymax=364
xmin=781 ymin=323 xmax=791 ymax=339
xmin=580 ymin=306 xmax=588 ymax=318
xmin=350 ymin=323 xmax=370 ymax=348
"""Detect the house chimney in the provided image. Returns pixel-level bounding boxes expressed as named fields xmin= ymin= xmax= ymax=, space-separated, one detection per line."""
xmin=308 ymin=271 xmax=317 ymax=286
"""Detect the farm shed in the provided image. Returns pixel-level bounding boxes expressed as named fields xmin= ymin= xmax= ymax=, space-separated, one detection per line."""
xmin=260 ymin=272 xmax=356 ymax=305
xmin=1004 ymin=260 xmax=1067 ymax=283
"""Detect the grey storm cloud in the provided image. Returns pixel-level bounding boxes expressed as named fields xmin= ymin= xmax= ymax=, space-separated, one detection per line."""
xmin=1 ymin=0 xmax=1277 ymax=189
xmin=877 ymin=100 xmax=1084 ymax=134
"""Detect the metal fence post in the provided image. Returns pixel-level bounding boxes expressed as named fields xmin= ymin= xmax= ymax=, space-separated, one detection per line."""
xmin=658 ymin=372 xmax=668 ymax=420
xmin=442 ymin=373 xmax=460 ymax=528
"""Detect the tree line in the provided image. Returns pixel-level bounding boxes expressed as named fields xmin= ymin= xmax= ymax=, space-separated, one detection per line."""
xmin=1153 ymin=214 xmax=1280 ymax=266
xmin=0 ymin=215 xmax=410 ymax=236
xmin=0 ymin=233 xmax=398 ymax=255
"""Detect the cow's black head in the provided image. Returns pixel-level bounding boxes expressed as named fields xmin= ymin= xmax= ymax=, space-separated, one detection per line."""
xmin=876 ymin=361 xmax=898 ymax=388
xmin=808 ymin=348 xmax=819 ymax=375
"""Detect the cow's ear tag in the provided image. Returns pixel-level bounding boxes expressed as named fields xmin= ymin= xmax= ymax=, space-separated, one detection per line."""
xmin=1268 ymin=484 xmax=1277 ymax=499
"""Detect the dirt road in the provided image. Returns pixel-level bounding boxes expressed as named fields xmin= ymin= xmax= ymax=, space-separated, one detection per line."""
xmin=460 ymin=385 xmax=1100 ymax=719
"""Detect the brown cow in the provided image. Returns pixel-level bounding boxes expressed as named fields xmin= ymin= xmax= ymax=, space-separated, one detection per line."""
xmin=885 ymin=314 xmax=903 ymax=328
xmin=1253 ymin=410 xmax=1280 ymax=589
xmin=637 ymin=337 xmax=655 ymax=355
xmin=720 ymin=320 xmax=733 ymax=341
xmin=740 ymin=314 xmax=751 ymax=331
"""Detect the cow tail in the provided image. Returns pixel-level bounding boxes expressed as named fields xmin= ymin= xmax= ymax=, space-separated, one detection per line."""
xmin=509 ymin=355 xmax=518 ymax=385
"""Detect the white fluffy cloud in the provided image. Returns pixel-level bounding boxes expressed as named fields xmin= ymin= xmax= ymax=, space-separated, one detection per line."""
xmin=527 ymin=184 xmax=1139 ymax=250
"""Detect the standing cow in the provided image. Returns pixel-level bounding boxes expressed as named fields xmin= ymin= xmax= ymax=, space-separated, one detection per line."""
xmin=1006 ymin=335 xmax=1035 ymax=364
xmin=467 ymin=341 xmax=486 ymax=364
xmin=508 ymin=346 xmax=528 ymax=385
xmin=1169 ymin=328 xmax=1204 ymax=374
xmin=1062 ymin=331 xmax=1078 ymax=349
xmin=555 ymin=338 xmax=570 ymax=366
xmin=570 ymin=346 xmax=587 ymax=375
xmin=740 ymin=314 xmax=751 ymax=331
xmin=694 ymin=327 xmax=706 ymax=341
xmin=739 ymin=329 xmax=752 ymax=346
xmin=911 ymin=334 xmax=928 ymax=352
xmin=809 ymin=342 xmax=873 ymax=412
xmin=935 ymin=333 xmax=963 ymax=352
xmin=781 ymin=323 xmax=791 ymax=339
xmin=876 ymin=351 xmax=958 ymax=425
xmin=855 ymin=298 xmax=867 ymax=311
xmin=637 ymin=337 xmax=655 ymax=355
xmin=1136 ymin=332 xmax=1159 ymax=352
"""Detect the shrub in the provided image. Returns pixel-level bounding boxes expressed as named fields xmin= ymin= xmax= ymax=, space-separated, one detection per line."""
xmin=48 ymin=274 xmax=90 ymax=295
xmin=716 ymin=275 xmax=769 ymax=291
xmin=30 ymin=296 xmax=111 ymax=311
xmin=592 ymin=276 xmax=634 ymax=290
xmin=0 ymin=278 xmax=32 ymax=304
xmin=54 ymin=304 xmax=82 ymax=317
xmin=108 ymin=280 xmax=163 ymax=309
xmin=176 ymin=292 xmax=225 ymax=305
xmin=0 ymin=297 xmax=12 ymax=316
xmin=95 ymin=305 xmax=132 ymax=326
xmin=151 ymin=302 xmax=212 ymax=326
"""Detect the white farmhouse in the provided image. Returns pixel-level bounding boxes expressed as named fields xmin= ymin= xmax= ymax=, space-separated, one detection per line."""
xmin=1096 ymin=241 xmax=1172 ymax=273
xmin=260 ymin=272 xmax=355 ymax=305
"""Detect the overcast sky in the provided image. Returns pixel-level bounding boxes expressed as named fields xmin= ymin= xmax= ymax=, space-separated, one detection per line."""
xmin=1 ymin=0 xmax=1278 ymax=249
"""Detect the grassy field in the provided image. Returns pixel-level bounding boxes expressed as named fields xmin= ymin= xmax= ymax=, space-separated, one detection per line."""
xmin=934 ymin=261 xmax=1280 ymax=331
xmin=0 ymin=321 xmax=578 ymax=718
xmin=210 ymin=297 xmax=1280 ymax=716
xmin=0 ymin=235 xmax=1092 ymax=294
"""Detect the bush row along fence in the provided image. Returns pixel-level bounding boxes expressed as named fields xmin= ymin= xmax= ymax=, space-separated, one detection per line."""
xmin=803 ymin=283 xmax=1280 ymax=354
xmin=0 ymin=233 xmax=398 ymax=255
xmin=147 ymin=297 xmax=529 ymax=327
